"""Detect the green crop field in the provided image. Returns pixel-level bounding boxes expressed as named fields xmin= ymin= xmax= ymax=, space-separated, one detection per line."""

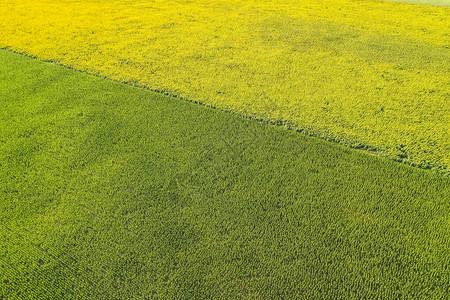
xmin=1 ymin=50 xmax=449 ymax=298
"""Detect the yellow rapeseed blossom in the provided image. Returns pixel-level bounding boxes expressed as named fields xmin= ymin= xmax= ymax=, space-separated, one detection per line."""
xmin=0 ymin=0 xmax=449 ymax=171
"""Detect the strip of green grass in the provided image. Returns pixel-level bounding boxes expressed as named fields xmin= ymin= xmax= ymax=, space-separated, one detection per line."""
xmin=383 ymin=0 xmax=450 ymax=6
xmin=1 ymin=50 xmax=449 ymax=298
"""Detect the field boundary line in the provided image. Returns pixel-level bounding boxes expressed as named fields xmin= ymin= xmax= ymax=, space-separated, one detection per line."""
xmin=1 ymin=48 xmax=447 ymax=176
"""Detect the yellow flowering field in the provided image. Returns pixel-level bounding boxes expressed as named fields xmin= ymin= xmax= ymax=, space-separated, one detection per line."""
xmin=1 ymin=0 xmax=449 ymax=171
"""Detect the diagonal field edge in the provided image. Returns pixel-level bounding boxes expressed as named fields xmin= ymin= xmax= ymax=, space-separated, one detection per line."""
xmin=1 ymin=0 xmax=448 ymax=174
xmin=2 ymin=47 xmax=446 ymax=177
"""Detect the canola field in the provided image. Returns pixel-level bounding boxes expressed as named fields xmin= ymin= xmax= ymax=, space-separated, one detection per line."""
xmin=0 ymin=0 xmax=449 ymax=172
xmin=2 ymin=49 xmax=450 ymax=299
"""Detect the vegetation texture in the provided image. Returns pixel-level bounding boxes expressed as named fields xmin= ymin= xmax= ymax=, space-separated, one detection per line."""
xmin=0 ymin=0 xmax=449 ymax=172
xmin=1 ymin=50 xmax=450 ymax=298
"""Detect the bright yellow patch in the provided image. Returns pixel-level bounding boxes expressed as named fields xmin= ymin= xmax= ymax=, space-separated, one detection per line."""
xmin=1 ymin=0 xmax=449 ymax=171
